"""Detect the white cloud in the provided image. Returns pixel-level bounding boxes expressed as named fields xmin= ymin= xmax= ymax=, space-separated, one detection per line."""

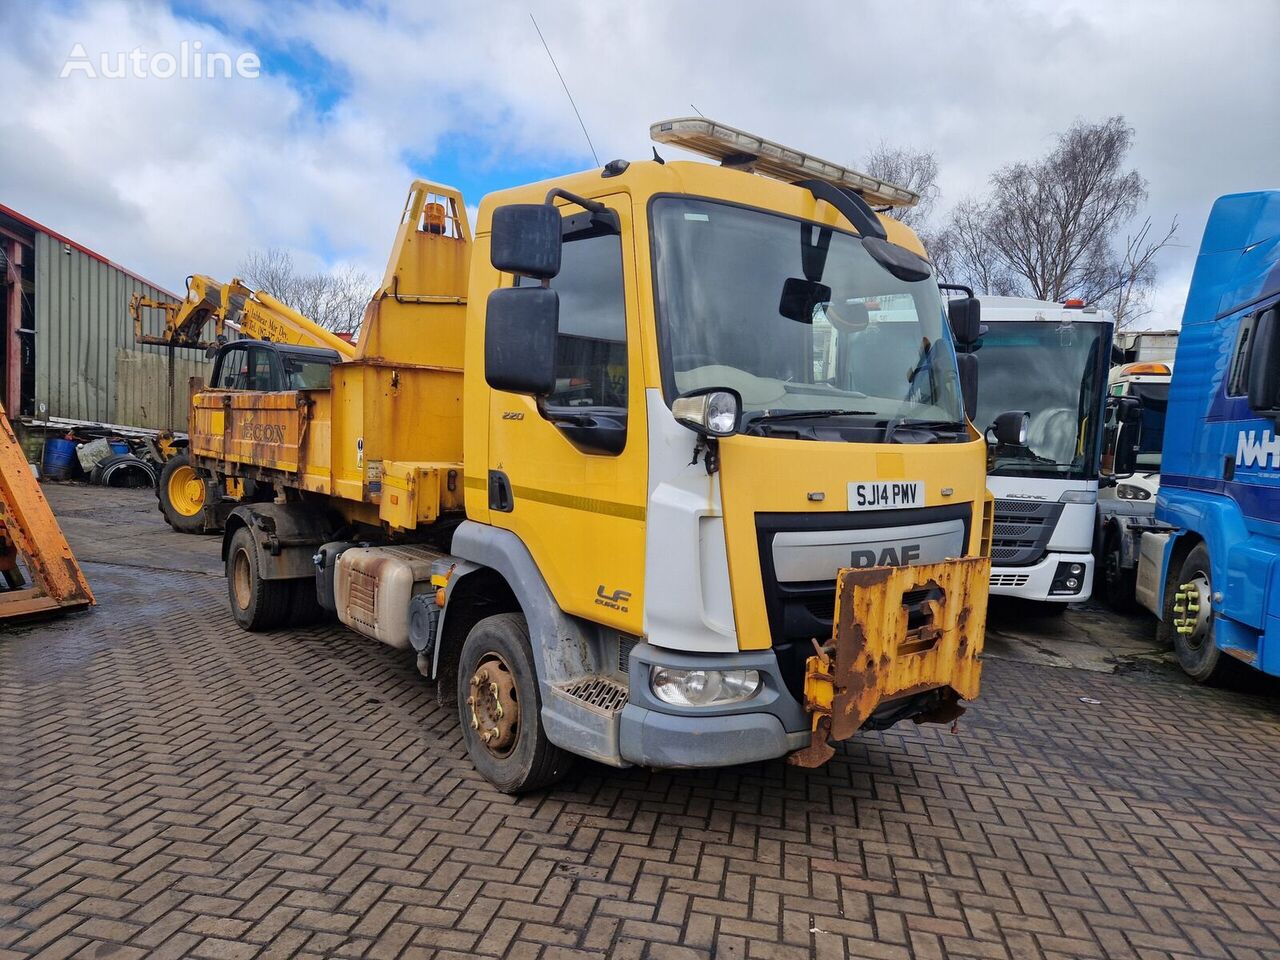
xmin=1 ymin=0 xmax=1276 ymax=327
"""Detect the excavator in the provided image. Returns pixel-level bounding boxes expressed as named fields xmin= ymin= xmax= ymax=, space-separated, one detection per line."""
xmin=131 ymin=276 xmax=356 ymax=532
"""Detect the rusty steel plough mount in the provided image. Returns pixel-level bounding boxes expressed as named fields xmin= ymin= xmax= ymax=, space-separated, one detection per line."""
xmin=788 ymin=556 xmax=989 ymax=767
xmin=0 ymin=402 xmax=95 ymax=620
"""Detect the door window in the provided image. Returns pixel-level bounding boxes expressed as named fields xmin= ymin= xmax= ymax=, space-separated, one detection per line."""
xmin=215 ymin=345 xmax=249 ymax=389
xmin=247 ymin=347 xmax=278 ymax=391
xmin=523 ymin=230 xmax=628 ymax=412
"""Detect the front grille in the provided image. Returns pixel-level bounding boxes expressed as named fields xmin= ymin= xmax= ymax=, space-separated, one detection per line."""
xmin=990 ymin=573 xmax=1030 ymax=588
xmin=991 ymin=499 xmax=1063 ymax=566
xmin=756 ymin=504 xmax=973 ymax=703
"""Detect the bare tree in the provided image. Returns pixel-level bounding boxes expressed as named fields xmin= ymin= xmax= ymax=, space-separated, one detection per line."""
xmin=860 ymin=143 xmax=941 ymax=231
xmin=938 ymin=117 xmax=1176 ymax=327
xmin=239 ymin=248 xmax=373 ymax=334
xmin=931 ymin=198 xmax=1021 ymax=295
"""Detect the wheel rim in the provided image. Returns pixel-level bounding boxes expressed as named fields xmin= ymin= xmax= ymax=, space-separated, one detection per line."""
xmin=467 ymin=653 xmax=520 ymax=758
xmin=1172 ymin=571 xmax=1212 ymax=650
xmin=167 ymin=465 xmax=205 ymax=517
xmin=231 ymin=548 xmax=252 ymax=611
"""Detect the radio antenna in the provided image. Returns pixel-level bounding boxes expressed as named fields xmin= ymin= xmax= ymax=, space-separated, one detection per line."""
xmin=530 ymin=14 xmax=599 ymax=167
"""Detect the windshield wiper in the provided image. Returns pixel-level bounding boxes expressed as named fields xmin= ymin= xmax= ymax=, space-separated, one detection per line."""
xmin=883 ymin=416 xmax=966 ymax=443
xmin=746 ymin=408 xmax=877 ymax=425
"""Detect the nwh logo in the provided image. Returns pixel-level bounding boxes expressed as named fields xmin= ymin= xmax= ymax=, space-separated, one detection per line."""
xmin=1236 ymin=430 xmax=1280 ymax=469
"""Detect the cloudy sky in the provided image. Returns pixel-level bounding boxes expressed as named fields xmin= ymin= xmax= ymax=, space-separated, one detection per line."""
xmin=1 ymin=0 xmax=1276 ymax=327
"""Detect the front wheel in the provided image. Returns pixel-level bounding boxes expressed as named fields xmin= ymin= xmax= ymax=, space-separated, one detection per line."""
xmin=158 ymin=454 xmax=208 ymax=534
xmin=1169 ymin=543 xmax=1229 ymax=683
xmin=456 ymin=613 xmax=572 ymax=793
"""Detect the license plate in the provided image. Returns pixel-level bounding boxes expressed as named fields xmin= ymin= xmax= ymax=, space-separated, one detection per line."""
xmin=847 ymin=481 xmax=924 ymax=510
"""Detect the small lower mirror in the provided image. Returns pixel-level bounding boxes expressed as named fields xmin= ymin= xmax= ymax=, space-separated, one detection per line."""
xmin=485 ymin=287 xmax=558 ymax=396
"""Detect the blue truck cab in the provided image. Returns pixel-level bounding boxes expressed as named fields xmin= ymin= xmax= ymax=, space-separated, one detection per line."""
xmin=1136 ymin=190 xmax=1280 ymax=681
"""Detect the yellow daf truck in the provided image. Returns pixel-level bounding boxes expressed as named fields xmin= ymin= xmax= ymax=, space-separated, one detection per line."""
xmin=191 ymin=120 xmax=1014 ymax=791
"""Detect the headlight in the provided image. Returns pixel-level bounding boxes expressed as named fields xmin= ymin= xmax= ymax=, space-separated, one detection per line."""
xmin=1116 ymin=483 xmax=1151 ymax=501
xmin=672 ymin=389 xmax=741 ymax=437
xmin=650 ymin=667 xmax=761 ymax=707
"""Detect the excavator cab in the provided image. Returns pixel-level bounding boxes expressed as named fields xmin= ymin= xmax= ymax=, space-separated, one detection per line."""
xmin=209 ymin=341 xmax=343 ymax=392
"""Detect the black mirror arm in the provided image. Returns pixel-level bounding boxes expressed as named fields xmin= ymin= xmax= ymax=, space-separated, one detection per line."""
xmin=794 ymin=179 xmax=887 ymax=240
xmin=545 ymin=187 xmax=605 ymax=213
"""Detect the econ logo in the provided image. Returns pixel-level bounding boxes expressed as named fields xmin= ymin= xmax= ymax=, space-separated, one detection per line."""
xmin=1236 ymin=429 xmax=1280 ymax=470
xmin=239 ymin=415 xmax=287 ymax=445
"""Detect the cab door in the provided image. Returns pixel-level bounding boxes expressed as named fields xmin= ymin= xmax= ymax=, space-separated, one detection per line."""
xmin=487 ymin=196 xmax=647 ymax=634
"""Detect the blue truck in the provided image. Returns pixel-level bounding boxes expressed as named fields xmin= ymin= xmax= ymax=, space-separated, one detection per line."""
xmin=1135 ymin=190 xmax=1280 ymax=681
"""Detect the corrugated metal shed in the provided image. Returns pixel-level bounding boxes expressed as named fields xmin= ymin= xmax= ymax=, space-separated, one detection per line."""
xmin=24 ymin=220 xmax=213 ymax=430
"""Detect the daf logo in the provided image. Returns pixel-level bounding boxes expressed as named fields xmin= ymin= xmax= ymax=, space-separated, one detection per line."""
xmin=850 ymin=543 xmax=921 ymax=568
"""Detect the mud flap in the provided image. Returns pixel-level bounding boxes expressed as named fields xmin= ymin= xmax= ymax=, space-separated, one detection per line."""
xmin=787 ymin=556 xmax=989 ymax=767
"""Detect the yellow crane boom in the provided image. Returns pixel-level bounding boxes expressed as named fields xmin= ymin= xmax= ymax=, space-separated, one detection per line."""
xmin=130 ymin=275 xmax=358 ymax=359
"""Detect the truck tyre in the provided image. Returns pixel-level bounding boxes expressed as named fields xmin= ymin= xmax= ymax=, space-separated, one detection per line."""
xmin=1169 ymin=543 xmax=1229 ymax=683
xmin=226 ymin=526 xmax=291 ymax=631
xmin=456 ymin=613 xmax=572 ymax=794
xmin=158 ymin=454 xmax=208 ymax=534
xmin=1100 ymin=528 xmax=1138 ymax=612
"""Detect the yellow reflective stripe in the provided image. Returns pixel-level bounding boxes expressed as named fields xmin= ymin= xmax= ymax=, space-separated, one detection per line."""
xmin=462 ymin=474 xmax=645 ymax=521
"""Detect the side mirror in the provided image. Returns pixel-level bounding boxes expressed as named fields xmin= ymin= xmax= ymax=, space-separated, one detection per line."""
xmin=779 ymin=278 xmax=832 ymax=324
xmin=988 ymin=410 xmax=1029 ymax=446
xmin=956 ymin=352 xmax=978 ymax=422
xmin=1248 ymin=308 xmax=1280 ymax=414
xmin=672 ymin=388 xmax=741 ymax=437
xmin=1110 ymin=421 xmax=1140 ymax=477
xmin=1115 ymin=395 xmax=1142 ymax=425
xmin=948 ymin=297 xmax=983 ymax=347
xmin=485 ymin=287 xmax=558 ymax=395
xmin=490 ymin=204 xmax=562 ymax=279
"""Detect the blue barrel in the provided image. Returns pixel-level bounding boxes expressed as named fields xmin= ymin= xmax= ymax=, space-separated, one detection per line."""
xmin=110 ymin=441 xmax=129 ymax=456
xmin=42 ymin=438 xmax=77 ymax=479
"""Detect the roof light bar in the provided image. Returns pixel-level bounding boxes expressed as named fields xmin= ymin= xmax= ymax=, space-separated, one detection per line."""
xmin=650 ymin=117 xmax=919 ymax=208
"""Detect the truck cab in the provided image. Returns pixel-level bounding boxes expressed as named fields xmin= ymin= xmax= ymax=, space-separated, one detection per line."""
xmin=967 ymin=297 xmax=1114 ymax=608
xmin=1138 ymin=190 xmax=1280 ymax=681
xmin=1095 ymin=360 xmax=1172 ymax=609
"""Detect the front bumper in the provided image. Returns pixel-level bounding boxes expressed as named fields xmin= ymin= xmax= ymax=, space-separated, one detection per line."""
xmin=618 ymin=644 xmax=810 ymax=767
xmin=989 ymin=551 xmax=1094 ymax=602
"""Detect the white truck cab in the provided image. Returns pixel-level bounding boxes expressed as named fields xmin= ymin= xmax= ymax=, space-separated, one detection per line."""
xmin=969 ymin=297 xmax=1115 ymax=608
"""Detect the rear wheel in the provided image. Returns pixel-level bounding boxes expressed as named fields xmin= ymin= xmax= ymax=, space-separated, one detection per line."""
xmin=158 ymin=454 xmax=207 ymax=534
xmin=226 ymin=526 xmax=291 ymax=631
xmin=1099 ymin=528 xmax=1138 ymax=612
xmin=1169 ymin=543 xmax=1229 ymax=683
xmin=456 ymin=613 xmax=572 ymax=793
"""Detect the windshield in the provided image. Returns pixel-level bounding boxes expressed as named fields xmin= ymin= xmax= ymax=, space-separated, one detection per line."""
xmin=974 ymin=320 xmax=1110 ymax=479
xmin=650 ymin=197 xmax=964 ymax=427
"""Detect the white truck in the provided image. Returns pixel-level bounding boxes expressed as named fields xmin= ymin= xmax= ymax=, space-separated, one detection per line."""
xmin=966 ymin=296 xmax=1116 ymax=611
xmin=1094 ymin=360 xmax=1173 ymax=609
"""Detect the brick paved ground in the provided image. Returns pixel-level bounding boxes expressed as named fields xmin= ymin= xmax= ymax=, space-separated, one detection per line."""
xmin=2 ymin=486 xmax=1279 ymax=960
